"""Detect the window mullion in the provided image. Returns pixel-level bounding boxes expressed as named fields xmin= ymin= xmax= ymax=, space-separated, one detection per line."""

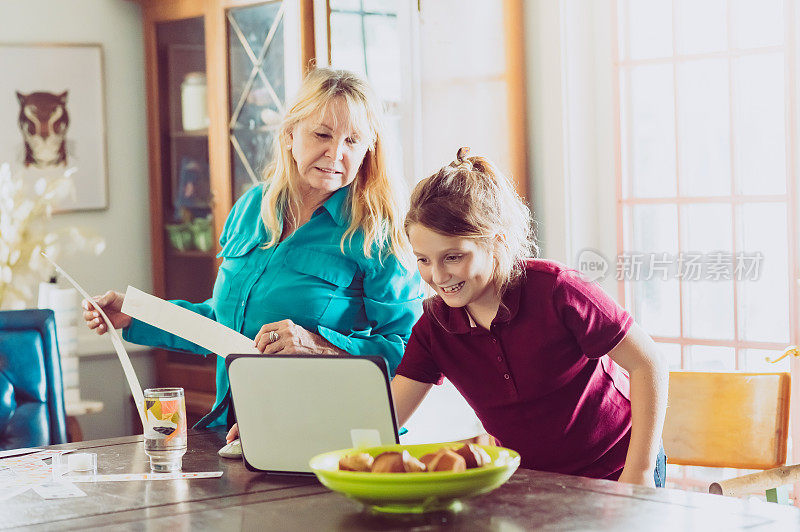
xmin=671 ymin=0 xmax=686 ymax=367
xmin=725 ymin=0 xmax=741 ymax=370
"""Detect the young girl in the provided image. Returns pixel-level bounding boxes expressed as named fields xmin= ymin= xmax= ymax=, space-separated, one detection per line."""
xmin=391 ymin=147 xmax=668 ymax=487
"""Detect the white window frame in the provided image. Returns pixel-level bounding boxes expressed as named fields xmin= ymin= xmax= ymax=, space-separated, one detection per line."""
xmin=530 ymin=0 xmax=800 ymax=495
xmin=312 ymin=0 xmax=422 ymax=190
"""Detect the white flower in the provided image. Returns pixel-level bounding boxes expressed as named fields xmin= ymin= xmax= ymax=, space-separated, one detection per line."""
xmin=43 ymin=243 xmax=59 ymax=257
xmin=13 ymin=200 xmax=34 ymax=223
xmin=8 ymin=249 xmax=20 ymax=266
xmin=0 ymin=224 xmax=17 ymax=244
xmin=0 ymin=163 xmax=105 ymax=309
xmin=34 ymin=178 xmax=47 ymax=196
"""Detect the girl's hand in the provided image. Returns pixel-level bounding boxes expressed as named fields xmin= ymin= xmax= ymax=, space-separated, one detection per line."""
xmin=617 ymin=467 xmax=656 ymax=488
xmin=226 ymin=423 xmax=239 ymax=443
xmin=254 ymin=319 xmax=344 ymax=355
xmin=82 ymin=290 xmax=131 ymax=335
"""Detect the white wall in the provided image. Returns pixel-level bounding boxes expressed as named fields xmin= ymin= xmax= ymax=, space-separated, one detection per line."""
xmin=0 ymin=0 xmax=154 ymax=439
xmin=525 ymin=0 xmax=569 ymax=264
xmin=0 ymin=0 xmax=151 ymax=299
xmin=524 ymin=0 xmax=620 ymax=297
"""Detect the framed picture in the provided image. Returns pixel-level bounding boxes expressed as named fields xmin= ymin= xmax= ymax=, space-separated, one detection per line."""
xmin=0 ymin=43 xmax=108 ymax=212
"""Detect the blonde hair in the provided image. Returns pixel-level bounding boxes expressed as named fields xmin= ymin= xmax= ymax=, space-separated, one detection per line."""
xmin=260 ymin=68 xmax=409 ymax=265
xmin=405 ymin=147 xmax=537 ymax=294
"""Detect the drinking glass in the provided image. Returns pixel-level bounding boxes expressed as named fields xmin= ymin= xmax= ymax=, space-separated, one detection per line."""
xmin=143 ymin=387 xmax=187 ymax=472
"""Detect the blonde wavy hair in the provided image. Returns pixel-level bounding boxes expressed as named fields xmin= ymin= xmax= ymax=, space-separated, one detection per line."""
xmin=405 ymin=147 xmax=537 ymax=295
xmin=260 ymin=68 xmax=410 ymax=265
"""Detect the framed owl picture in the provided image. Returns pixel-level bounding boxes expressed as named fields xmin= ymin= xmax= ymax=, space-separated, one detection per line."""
xmin=0 ymin=43 xmax=108 ymax=212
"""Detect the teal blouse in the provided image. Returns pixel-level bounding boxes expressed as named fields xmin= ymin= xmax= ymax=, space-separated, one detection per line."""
xmin=124 ymin=184 xmax=424 ymax=427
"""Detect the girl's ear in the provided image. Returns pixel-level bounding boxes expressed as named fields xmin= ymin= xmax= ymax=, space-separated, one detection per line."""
xmin=493 ymin=232 xmax=507 ymax=252
xmin=491 ymin=233 xmax=506 ymax=272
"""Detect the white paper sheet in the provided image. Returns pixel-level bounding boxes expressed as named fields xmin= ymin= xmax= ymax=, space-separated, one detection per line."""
xmin=0 ymin=449 xmax=69 ymax=469
xmin=0 ymin=450 xmax=75 ymax=500
xmin=121 ymin=286 xmax=260 ymax=358
xmin=33 ymin=480 xmax=86 ymax=499
xmin=0 ymin=484 xmax=30 ymax=501
xmin=0 ymin=470 xmax=32 ymax=501
xmin=0 ymin=448 xmax=42 ymax=460
xmin=41 ymin=254 xmax=147 ymax=428
xmin=69 ymin=471 xmax=223 ymax=482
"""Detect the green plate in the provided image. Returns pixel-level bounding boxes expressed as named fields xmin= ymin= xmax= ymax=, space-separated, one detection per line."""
xmin=309 ymin=443 xmax=521 ymax=514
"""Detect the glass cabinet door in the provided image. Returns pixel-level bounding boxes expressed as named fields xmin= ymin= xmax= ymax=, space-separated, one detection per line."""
xmin=155 ymin=16 xmax=216 ymax=302
xmin=227 ymin=1 xmax=288 ymax=202
xmin=153 ymin=15 xmax=216 ymax=426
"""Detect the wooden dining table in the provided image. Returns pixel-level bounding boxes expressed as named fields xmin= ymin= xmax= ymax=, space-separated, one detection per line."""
xmin=2 ymin=429 xmax=799 ymax=531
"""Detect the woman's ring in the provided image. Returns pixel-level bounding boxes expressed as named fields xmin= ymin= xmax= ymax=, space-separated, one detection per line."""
xmin=269 ymin=331 xmax=279 ymax=343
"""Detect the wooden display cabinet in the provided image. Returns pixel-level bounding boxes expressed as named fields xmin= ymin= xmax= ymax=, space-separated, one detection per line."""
xmin=138 ymin=0 xmax=314 ymax=425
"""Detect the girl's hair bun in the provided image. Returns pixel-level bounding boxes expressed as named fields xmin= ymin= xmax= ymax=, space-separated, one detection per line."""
xmin=406 ymin=148 xmax=537 ymax=295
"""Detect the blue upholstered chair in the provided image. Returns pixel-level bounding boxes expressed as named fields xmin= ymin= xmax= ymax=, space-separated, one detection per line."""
xmin=0 ymin=309 xmax=67 ymax=449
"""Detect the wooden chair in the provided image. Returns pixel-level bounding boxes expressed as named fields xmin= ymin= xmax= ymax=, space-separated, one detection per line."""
xmin=662 ymin=371 xmax=795 ymax=503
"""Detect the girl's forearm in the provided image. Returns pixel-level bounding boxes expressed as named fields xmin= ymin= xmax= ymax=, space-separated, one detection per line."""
xmin=624 ymin=362 xmax=669 ymax=472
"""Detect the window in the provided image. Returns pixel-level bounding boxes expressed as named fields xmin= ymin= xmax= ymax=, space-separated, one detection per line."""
xmin=316 ymin=0 xmax=410 ymax=188
xmin=329 ymin=0 xmax=401 ymax=104
xmin=614 ymin=0 xmax=794 ymax=492
xmin=315 ymin=0 xmax=528 ymax=444
xmin=316 ymin=0 xmax=528 ymax=194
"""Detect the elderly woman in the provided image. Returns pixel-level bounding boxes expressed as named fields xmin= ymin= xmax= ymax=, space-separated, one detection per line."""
xmin=83 ymin=68 xmax=423 ymax=432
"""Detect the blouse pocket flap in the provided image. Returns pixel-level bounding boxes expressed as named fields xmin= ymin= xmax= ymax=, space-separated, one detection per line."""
xmin=285 ymin=247 xmax=358 ymax=287
xmin=217 ymin=237 xmax=260 ymax=259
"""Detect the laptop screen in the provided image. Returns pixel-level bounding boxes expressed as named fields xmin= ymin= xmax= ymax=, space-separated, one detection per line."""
xmin=226 ymin=355 xmax=399 ymax=474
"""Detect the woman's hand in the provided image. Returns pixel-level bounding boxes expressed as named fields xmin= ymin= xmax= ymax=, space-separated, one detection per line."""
xmin=227 ymin=423 xmax=239 ymax=443
xmin=254 ymin=319 xmax=346 ymax=355
xmin=617 ymin=466 xmax=656 ymax=487
xmin=82 ymin=290 xmax=132 ymax=335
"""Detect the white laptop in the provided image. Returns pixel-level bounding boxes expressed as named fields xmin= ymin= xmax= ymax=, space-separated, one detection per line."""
xmin=226 ymin=354 xmax=399 ymax=474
